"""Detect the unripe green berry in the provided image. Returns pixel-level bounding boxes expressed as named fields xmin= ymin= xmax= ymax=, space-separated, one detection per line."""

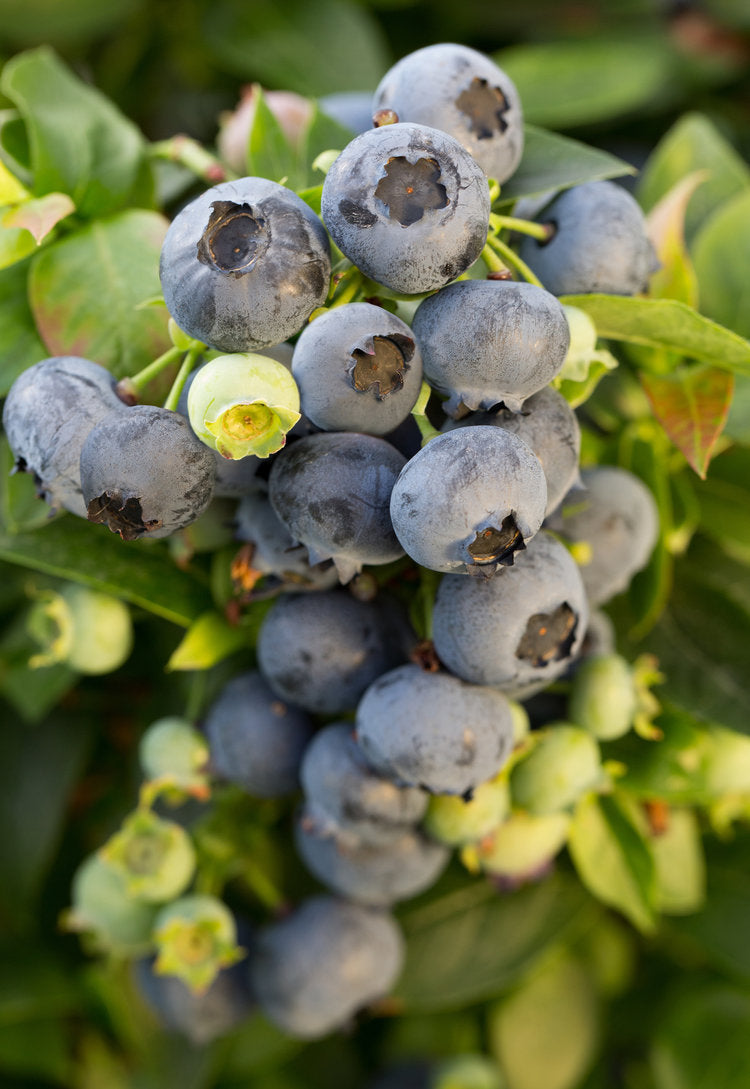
xmin=704 ymin=726 xmax=750 ymax=795
xmin=187 ymin=352 xmax=300 ymax=459
xmin=100 ymin=809 xmax=196 ymax=902
xmin=64 ymin=852 xmax=158 ymax=954
xmin=508 ymin=699 xmax=531 ymax=745
xmin=27 ymin=584 xmax=132 ymax=675
xmin=139 ymin=717 xmax=210 ymax=800
xmin=569 ymin=654 xmax=638 ymax=740
xmin=510 ymin=724 xmax=602 ymax=815
xmin=424 ymin=777 xmax=510 ymax=847
xmin=477 ymin=810 xmax=571 ymax=879
xmin=153 ymin=894 xmax=244 ymax=994
xmin=433 ymin=1053 xmax=505 ymax=1089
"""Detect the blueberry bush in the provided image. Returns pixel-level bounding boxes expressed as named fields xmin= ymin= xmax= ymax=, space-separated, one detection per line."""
xmin=1 ymin=4 xmax=750 ymax=1088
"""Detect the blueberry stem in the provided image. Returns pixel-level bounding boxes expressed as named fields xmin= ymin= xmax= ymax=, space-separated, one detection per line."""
xmin=485 ymin=235 xmax=544 ymax=289
xmin=150 ymin=135 xmax=237 ymax=184
xmin=126 ymin=345 xmax=183 ymax=394
xmin=490 ymin=213 xmax=551 ymax=241
xmin=329 ymin=268 xmax=364 ymax=309
xmin=163 ymin=345 xmax=203 ymax=412
xmin=481 ymin=242 xmax=509 ymax=274
xmin=411 ymin=380 xmax=441 ymax=445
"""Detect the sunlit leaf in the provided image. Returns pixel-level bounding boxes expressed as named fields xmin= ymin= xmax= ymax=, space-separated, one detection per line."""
xmin=3 ymin=191 xmax=75 ymax=243
xmin=646 ymin=171 xmax=707 ymax=306
xmin=640 ymin=366 xmax=733 ymax=478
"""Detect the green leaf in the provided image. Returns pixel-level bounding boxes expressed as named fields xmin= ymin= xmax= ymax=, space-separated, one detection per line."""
xmin=487 ymin=951 xmax=600 ymax=1089
xmin=568 ymin=793 xmax=657 ymax=933
xmin=166 ymin=610 xmax=249 ymax=671
xmin=0 ymin=518 xmax=212 ymax=628
xmin=651 ymin=809 xmax=705 ymax=916
xmin=247 ymin=86 xmax=302 ymax=189
xmin=501 ymin=126 xmax=635 ymax=204
xmin=640 ymin=366 xmax=733 ymax=478
xmin=646 ymin=171 xmax=707 ymax=306
xmin=1 ymin=46 xmax=149 ymax=218
xmin=0 ymin=159 xmax=29 ymax=203
xmin=204 ymin=0 xmax=389 ymax=96
xmin=497 ymin=36 xmax=674 ymax=130
xmin=560 ymin=294 xmax=750 ymax=376
xmin=650 ymin=984 xmax=750 ymax=1089
xmin=28 ymin=210 xmax=172 ymax=377
xmin=638 ymin=112 xmax=750 ymax=242
xmin=641 ymin=548 xmax=750 ymax=734
xmin=0 ymin=258 xmax=47 ymax=395
xmin=692 ymin=190 xmax=750 ymax=339
xmin=694 ymin=480 xmax=750 ymax=566
xmin=393 ymin=871 xmax=595 ymax=1011
xmin=0 ymin=215 xmax=38 ymax=269
xmin=617 ymin=709 xmax=716 ymax=806
xmin=0 ymin=1018 xmax=71 ymax=1082
xmin=3 ymin=190 xmax=75 ymax=243
xmin=0 ymin=712 xmax=93 ymax=923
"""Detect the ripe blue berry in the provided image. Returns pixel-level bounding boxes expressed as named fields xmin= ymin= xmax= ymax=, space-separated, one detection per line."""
xmin=321 ymin=122 xmax=490 ymax=294
xmin=374 ymin=43 xmax=524 ymax=183
xmin=160 ymin=177 xmax=331 ymax=352
xmin=389 ymin=426 xmax=547 ymax=575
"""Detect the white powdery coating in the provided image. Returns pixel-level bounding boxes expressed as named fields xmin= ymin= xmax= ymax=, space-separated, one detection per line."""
xmin=373 ymin=43 xmax=524 ymax=183
xmin=321 ymin=123 xmax=490 ymax=295
xmin=432 ymin=531 xmax=589 ymax=690
xmin=546 ymin=465 xmax=659 ymax=606
xmin=355 ymin=664 xmax=515 ymax=796
xmin=250 ymin=895 xmax=404 ymax=1039
xmin=412 ymin=280 xmax=570 ymax=415
xmin=389 ymin=426 xmax=547 ymax=574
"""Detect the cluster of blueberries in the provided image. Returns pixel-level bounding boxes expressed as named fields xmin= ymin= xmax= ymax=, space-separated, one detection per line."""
xmin=4 ymin=43 xmax=662 ymax=1043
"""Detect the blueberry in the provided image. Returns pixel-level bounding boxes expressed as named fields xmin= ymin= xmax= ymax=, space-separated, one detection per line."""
xmin=545 ymin=466 xmax=659 ymax=606
xmin=99 ymin=808 xmax=196 ymax=903
xmin=477 ymin=810 xmax=571 ymax=881
xmin=249 ymin=895 xmax=404 ymax=1038
xmin=510 ymin=724 xmax=602 ymax=814
xmin=133 ymin=954 xmax=254 ymax=1045
xmin=159 ymin=177 xmax=331 ymax=352
xmin=431 ymin=531 xmax=589 ymax=692
xmin=268 ymin=431 xmax=407 ymax=583
xmin=569 ymin=654 xmax=639 ymax=740
xmin=2 ymin=356 xmax=124 ymax=517
xmin=139 ymin=717 xmax=210 ymax=798
xmin=355 ymin=664 xmax=515 ymax=796
xmin=321 ymin=122 xmax=490 ymax=294
xmin=389 ymin=426 xmax=547 ymax=575
xmin=423 ymin=776 xmax=510 ymax=847
xmin=412 ymin=279 xmax=570 ymax=415
xmin=257 ymin=590 xmax=409 ymax=715
xmin=80 ymin=404 xmax=216 ymax=540
xmin=295 ymin=814 xmax=449 ymax=906
xmin=291 ymin=302 xmax=424 ymax=435
xmin=234 ymin=489 xmax=340 ymax=592
xmin=27 ymin=584 xmax=133 ymax=675
xmin=300 ymin=723 xmax=428 ymax=846
xmin=444 ymin=386 xmax=580 ymax=516
xmin=203 ymin=670 xmax=314 ymax=797
xmin=65 ymin=853 xmax=157 ymax=955
xmin=517 ymin=180 xmax=660 ymax=296
xmin=318 ymin=91 xmax=375 ymax=135
xmin=373 ymin=43 xmax=524 ymax=183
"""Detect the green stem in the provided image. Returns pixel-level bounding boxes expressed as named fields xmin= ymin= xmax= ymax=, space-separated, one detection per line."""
xmin=481 ymin=242 xmax=510 ymax=275
xmin=240 ymin=856 xmax=286 ymax=912
xmin=163 ymin=346 xmax=203 ymax=413
xmin=488 ymin=179 xmax=501 ymax=204
xmin=485 ymin=235 xmax=544 ymax=289
xmin=149 ymin=135 xmax=237 ymax=185
xmin=490 ymin=213 xmax=551 ymax=241
xmin=411 ymin=380 xmax=441 ymax=445
xmin=329 ymin=270 xmax=364 ymax=308
xmin=127 ymin=345 xmax=183 ymax=394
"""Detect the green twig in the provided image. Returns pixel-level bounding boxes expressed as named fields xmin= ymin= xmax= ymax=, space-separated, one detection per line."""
xmin=150 ymin=135 xmax=237 ymax=184
xmin=481 ymin=242 xmax=511 ymax=275
xmin=485 ymin=235 xmax=544 ymax=289
xmin=489 ymin=213 xmax=552 ymax=241
xmin=125 ymin=345 xmax=183 ymax=395
xmin=163 ymin=346 xmax=203 ymax=413
xmin=411 ymin=380 xmax=441 ymax=445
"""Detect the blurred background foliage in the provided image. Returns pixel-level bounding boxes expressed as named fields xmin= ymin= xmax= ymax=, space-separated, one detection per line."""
xmin=0 ymin=1 xmax=749 ymax=1088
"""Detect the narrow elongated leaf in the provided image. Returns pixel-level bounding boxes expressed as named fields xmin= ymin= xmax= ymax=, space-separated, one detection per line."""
xmin=0 ymin=519 xmax=212 ymax=627
xmin=638 ymin=112 xmax=750 ymax=241
xmin=560 ymin=294 xmax=750 ymax=376
xmin=166 ymin=611 xmax=249 ymax=671
xmin=692 ymin=190 xmax=750 ymax=339
xmin=394 ymin=871 xmax=595 ymax=1011
xmin=0 ymin=46 xmax=149 ymax=218
xmin=501 ymin=126 xmax=635 ymax=203
xmin=646 ymin=171 xmax=706 ymax=306
xmin=568 ymin=793 xmax=657 ymax=933
xmin=640 ymin=366 xmax=733 ymax=478
xmin=28 ymin=210 xmax=171 ymax=377
xmin=247 ymin=87 xmax=302 ymax=188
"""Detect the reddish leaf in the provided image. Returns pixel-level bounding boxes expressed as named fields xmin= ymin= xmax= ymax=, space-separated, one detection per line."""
xmin=646 ymin=171 xmax=707 ymax=306
xmin=3 ymin=192 xmax=75 ymax=244
xmin=641 ymin=366 xmax=734 ymax=478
